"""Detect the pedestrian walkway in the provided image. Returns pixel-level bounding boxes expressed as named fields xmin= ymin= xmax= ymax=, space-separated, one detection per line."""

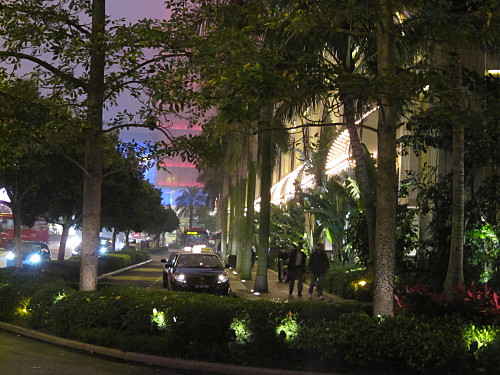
xmin=228 ymin=264 xmax=343 ymax=303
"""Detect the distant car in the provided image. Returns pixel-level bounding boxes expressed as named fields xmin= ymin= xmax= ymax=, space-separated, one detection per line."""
xmin=72 ymin=237 xmax=111 ymax=256
xmin=6 ymin=241 xmax=51 ymax=267
xmin=161 ymin=251 xmax=231 ymax=296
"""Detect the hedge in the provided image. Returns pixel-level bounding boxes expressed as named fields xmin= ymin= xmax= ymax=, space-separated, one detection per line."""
xmin=1 ymin=270 xmax=498 ymax=374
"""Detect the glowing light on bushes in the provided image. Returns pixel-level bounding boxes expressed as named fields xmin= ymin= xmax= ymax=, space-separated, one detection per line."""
xmin=276 ymin=312 xmax=300 ymax=342
xmin=151 ymin=308 xmax=168 ymax=330
xmin=230 ymin=317 xmax=253 ymax=344
xmin=16 ymin=297 xmax=31 ymax=317
xmin=463 ymin=324 xmax=498 ymax=351
xmin=53 ymin=291 xmax=67 ymax=304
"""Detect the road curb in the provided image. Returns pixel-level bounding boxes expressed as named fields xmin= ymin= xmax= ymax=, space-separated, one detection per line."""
xmin=97 ymin=259 xmax=152 ymax=280
xmin=0 ymin=322 xmax=341 ymax=375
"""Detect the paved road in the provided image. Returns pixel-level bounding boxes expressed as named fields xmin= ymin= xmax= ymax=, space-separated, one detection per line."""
xmin=98 ymin=250 xmax=169 ymax=290
xmin=0 ymin=329 xmax=211 ymax=375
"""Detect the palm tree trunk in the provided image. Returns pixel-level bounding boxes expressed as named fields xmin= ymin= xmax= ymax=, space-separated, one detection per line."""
xmin=344 ymin=96 xmax=376 ymax=266
xmin=235 ymin=177 xmax=247 ymax=272
xmin=241 ymin=134 xmax=257 ymax=280
xmin=228 ymin=175 xmax=237 ymax=256
xmin=79 ymin=0 xmax=105 ymax=291
xmin=220 ymin=176 xmax=229 ymax=260
xmin=236 ymin=138 xmax=249 ymax=273
xmin=254 ymin=107 xmax=274 ymax=293
xmin=373 ymin=0 xmax=397 ymax=317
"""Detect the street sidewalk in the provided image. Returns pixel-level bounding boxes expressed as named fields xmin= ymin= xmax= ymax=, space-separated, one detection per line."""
xmin=228 ymin=263 xmax=342 ymax=303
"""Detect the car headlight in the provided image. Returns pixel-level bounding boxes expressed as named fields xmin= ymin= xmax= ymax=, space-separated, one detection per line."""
xmin=29 ymin=253 xmax=42 ymax=263
xmin=218 ymin=274 xmax=229 ymax=283
xmin=6 ymin=251 xmax=15 ymax=260
xmin=174 ymin=273 xmax=186 ymax=283
xmin=99 ymin=247 xmax=107 ymax=254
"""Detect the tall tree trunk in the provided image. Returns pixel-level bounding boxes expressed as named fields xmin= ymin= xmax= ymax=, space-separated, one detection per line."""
xmin=7 ymin=191 xmax=23 ymax=269
xmin=228 ymin=175 xmax=237 ymax=257
xmin=373 ymin=0 xmax=397 ymax=317
xmin=111 ymin=228 xmax=118 ymax=252
xmin=444 ymin=52 xmax=465 ymax=299
xmin=236 ymin=139 xmax=249 ymax=273
xmin=125 ymin=230 xmax=130 ymax=249
xmin=188 ymin=204 xmax=194 ymax=228
xmin=241 ymin=134 xmax=257 ymax=280
xmin=235 ymin=178 xmax=246 ymax=272
xmin=220 ymin=176 xmax=229 ymax=260
xmin=57 ymin=218 xmax=72 ymax=261
xmin=80 ymin=0 xmax=105 ymax=291
xmin=254 ymin=108 xmax=274 ymax=293
xmin=344 ymin=96 xmax=376 ymax=266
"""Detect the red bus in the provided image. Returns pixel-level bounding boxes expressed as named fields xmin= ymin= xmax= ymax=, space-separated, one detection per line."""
xmin=0 ymin=213 xmax=49 ymax=249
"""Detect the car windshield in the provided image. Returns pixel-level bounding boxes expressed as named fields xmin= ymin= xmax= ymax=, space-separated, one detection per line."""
xmin=8 ymin=242 xmax=44 ymax=252
xmin=176 ymin=254 xmax=222 ymax=268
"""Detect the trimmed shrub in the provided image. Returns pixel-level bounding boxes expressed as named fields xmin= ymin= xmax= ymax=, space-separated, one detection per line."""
xmin=1 ymin=272 xmax=498 ymax=374
xmin=21 ymin=280 xmax=75 ymax=329
xmin=98 ymin=254 xmax=131 ymax=274
xmin=117 ymin=250 xmax=150 ymax=264
xmin=325 ymin=266 xmax=373 ymax=301
xmin=293 ymin=313 xmax=470 ymax=374
xmin=0 ymin=268 xmax=64 ymax=322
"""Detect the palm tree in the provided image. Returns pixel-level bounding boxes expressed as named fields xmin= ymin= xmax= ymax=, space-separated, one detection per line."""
xmin=175 ymin=186 xmax=206 ymax=228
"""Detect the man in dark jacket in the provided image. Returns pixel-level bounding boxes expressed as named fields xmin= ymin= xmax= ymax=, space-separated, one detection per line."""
xmin=288 ymin=243 xmax=307 ymax=297
xmin=308 ymin=243 xmax=329 ymax=300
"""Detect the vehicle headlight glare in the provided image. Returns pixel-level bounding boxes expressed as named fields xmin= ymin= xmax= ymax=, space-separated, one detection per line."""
xmin=6 ymin=251 xmax=15 ymax=260
xmin=218 ymin=274 xmax=229 ymax=283
xmin=174 ymin=273 xmax=186 ymax=283
xmin=29 ymin=254 xmax=41 ymax=263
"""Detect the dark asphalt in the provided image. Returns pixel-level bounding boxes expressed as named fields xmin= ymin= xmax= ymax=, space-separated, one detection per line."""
xmin=0 ymin=328 xmax=210 ymax=375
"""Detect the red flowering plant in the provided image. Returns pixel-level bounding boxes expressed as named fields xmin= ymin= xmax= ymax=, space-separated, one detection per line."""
xmin=394 ymin=284 xmax=446 ymax=317
xmin=457 ymin=282 xmax=500 ymax=323
xmin=395 ymin=282 xmax=500 ymax=324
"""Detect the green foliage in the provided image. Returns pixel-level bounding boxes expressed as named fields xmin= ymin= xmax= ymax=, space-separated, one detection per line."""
xmin=294 ymin=313 xmax=470 ymax=374
xmin=269 ymin=202 xmax=306 ymax=250
xmin=0 ymin=268 xmax=69 ymax=322
xmin=20 ymin=280 xmax=75 ymax=329
xmin=475 ymin=329 xmax=500 ymax=374
xmin=401 ymin=167 xmax=500 ymax=287
xmin=2 ymin=270 xmax=500 ymax=373
xmin=302 ymin=178 xmax=352 ymax=250
xmin=465 ymin=224 xmax=499 ymax=284
xmin=325 ymin=265 xmax=373 ymax=301
xmin=117 ymin=250 xmax=150 ymax=265
xmin=98 ymin=254 xmax=131 ymax=274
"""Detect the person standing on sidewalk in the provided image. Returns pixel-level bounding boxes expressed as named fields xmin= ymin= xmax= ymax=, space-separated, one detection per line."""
xmin=308 ymin=243 xmax=329 ymax=300
xmin=288 ymin=243 xmax=307 ymax=297
xmin=277 ymin=249 xmax=289 ymax=282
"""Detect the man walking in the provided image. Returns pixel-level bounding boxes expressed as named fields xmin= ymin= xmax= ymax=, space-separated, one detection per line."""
xmin=308 ymin=243 xmax=329 ymax=300
xmin=288 ymin=243 xmax=307 ymax=297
